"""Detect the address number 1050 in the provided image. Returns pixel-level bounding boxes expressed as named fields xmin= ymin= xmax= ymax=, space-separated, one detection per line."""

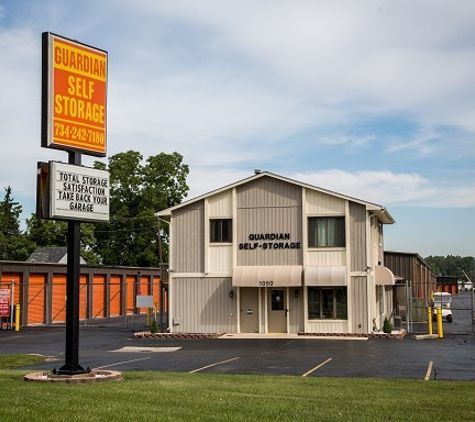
xmin=258 ymin=281 xmax=273 ymax=287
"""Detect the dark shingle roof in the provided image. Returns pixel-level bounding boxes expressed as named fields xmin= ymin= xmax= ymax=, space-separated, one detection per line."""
xmin=28 ymin=247 xmax=87 ymax=264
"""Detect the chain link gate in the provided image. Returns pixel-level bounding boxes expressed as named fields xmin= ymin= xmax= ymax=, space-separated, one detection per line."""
xmin=444 ymin=290 xmax=474 ymax=335
xmin=394 ymin=281 xmax=474 ymax=334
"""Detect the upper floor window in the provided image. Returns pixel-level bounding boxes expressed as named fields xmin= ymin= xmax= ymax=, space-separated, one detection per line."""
xmin=308 ymin=217 xmax=345 ymax=247
xmin=210 ymin=219 xmax=232 ymax=243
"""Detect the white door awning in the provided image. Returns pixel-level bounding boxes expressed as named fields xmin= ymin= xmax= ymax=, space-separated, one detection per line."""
xmin=232 ymin=266 xmax=303 ymax=287
xmin=304 ymin=266 xmax=347 ymax=286
xmin=374 ymin=265 xmax=396 ymax=286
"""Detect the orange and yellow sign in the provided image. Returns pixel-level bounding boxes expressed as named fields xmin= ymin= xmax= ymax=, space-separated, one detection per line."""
xmin=42 ymin=32 xmax=107 ymax=156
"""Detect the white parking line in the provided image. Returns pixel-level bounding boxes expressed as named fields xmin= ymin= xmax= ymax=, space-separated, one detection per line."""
xmin=301 ymin=358 xmax=333 ymax=377
xmin=424 ymin=361 xmax=433 ymax=381
xmin=111 ymin=346 xmax=181 ymax=353
xmin=189 ymin=357 xmax=240 ymax=374
xmin=94 ymin=357 xmax=151 ymax=370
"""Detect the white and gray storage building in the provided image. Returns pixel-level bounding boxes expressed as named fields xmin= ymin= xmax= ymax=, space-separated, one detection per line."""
xmin=156 ymin=171 xmax=396 ymax=335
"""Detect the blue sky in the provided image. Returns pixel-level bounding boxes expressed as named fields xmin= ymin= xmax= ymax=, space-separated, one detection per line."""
xmin=0 ymin=0 xmax=474 ymax=258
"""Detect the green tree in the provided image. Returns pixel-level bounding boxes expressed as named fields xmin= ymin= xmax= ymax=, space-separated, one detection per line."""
xmin=26 ymin=214 xmax=67 ymax=247
xmin=93 ymin=150 xmax=189 ymax=266
xmin=0 ymin=186 xmax=35 ymax=260
xmin=461 ymin=256 xmax=475 ymax=282
xmin=425 ymin=255 xmax=475 ymax=282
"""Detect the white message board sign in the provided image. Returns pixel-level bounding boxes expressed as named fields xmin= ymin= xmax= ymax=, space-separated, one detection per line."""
xmin=50 ymin=161 xmax=109 ymax=222
xmin=136 ymin=295 xmax=154 ymax=308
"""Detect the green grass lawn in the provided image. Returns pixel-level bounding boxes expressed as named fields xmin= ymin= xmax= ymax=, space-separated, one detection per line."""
xmin=0 ymin=355 xmax=474 ymax=422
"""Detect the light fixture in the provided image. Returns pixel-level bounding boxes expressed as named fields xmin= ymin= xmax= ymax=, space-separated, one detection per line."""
xmin=294 ymin=289 xmax=299 ymax=298
xmin=229 ymin=290 xmax=234 ymax=298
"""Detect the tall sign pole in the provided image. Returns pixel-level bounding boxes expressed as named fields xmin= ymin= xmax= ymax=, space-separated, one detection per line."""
xmin=61 ymin=151 xmax=84 ymax=374
xmin=40 ymin=32 xmax=109 ymax=375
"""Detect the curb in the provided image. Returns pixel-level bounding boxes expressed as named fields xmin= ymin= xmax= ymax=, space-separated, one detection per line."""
xmin=133 ymin=330 xmax=407 ymax=340
xmin=23 ymin=370 xmax=123 ymax=383
xmin=298 ymin=330 xmax=407 ymax=340
xmin=133 ymin=332 xmax=223 ymax=339
xmin=413 ymin=334 xmax=439 ymax=341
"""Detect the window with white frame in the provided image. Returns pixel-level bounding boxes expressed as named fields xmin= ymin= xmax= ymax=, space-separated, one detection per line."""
xmin=308 ymin=287 xmax=347 ymax=320
xmin=308 ymin=217 xmax=345 ymax=247
xmin=210 ymin=219 xmax=232 ymax=243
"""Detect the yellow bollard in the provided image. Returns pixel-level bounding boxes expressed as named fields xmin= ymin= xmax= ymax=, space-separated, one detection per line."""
xmin=436 ymin=307 xmax=443 ymax=338
xmin=147 ymin=308 xmax=150 ymax=326
xmin=427 ymin=307 xmax=433 ymax=335
xmin=14 ymin=304 xmax=20 ymax=332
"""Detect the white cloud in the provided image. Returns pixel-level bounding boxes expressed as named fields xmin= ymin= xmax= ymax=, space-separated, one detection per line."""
xmin=289 ymin=169 xmax=474 ymax=208
xmin=183 ymin=167 xmax=475 ymax=211
xmin=0 ymin=0 xmax=474 ymax=238
xmin=133 ymin=1 xmax=475 ymax=113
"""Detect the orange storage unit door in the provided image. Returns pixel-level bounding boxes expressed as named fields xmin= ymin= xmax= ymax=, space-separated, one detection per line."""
xmin=92 ymin=275 xmax=106 ymax=319
xmin=109 ymin=275 xmax=122 ymax=317
xmin=141 ymin=276 xmax=149 ymax=295
xmin=153 ymin=276 xmax=160 ymax=310
xmin=1 ymin=273 xmax=21 ymax=305
xmin=79 ymin=275 xmax=87 ymax=320
xmin=28 ymin=274 xmax=46 ymax=325
xmin=52 ymin=274 xmax=67 ymax=323
xmin=126 ymin=276 xmax=135 ymax=314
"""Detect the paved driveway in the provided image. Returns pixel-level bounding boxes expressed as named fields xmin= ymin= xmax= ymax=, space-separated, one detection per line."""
xmin=1 ymin=322 xmax=474 ymax=381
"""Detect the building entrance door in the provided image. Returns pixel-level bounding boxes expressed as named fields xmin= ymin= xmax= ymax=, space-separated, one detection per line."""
xmin=268 ymin=288 xmax=287 ymax=333
xmin=240 ymin=287 xmax=259 ymax=333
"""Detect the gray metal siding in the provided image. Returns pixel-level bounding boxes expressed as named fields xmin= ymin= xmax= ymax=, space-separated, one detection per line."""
xmin=351 ymin=276 xmax=368 ymax=333
xmin=384 ymin=251 xmax=436 ymax=303
xmin=237 ymin=176 xmax=301 ymax=208
xmin=236 ymin=177 xmax=302 ymax=266
xmin=349 ymin=202 xmax=367 ymax=271
xmin=172 ymin=201 xmax=204 ymax=273
xmin=172 ymin=277 xmax=236 ymax=333
xmin=384 ymin=253 xmax=415 ymax=281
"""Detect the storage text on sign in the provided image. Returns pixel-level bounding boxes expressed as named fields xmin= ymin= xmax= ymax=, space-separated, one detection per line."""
xmin=43 ymin=32 xmax=108 ymax=156
xmin=50 ymin=162 xmax=110 ymax=223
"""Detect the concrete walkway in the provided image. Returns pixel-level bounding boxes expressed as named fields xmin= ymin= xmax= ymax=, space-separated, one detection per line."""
xmin=218 ymin=333 xmax=369 ymax=340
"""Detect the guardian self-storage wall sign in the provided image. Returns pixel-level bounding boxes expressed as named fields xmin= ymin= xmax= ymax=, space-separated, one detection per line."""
xmin=50 ymin=162 xmax=109 ymax=222
xmin=42 ymin=32 xmax=108 ymax=157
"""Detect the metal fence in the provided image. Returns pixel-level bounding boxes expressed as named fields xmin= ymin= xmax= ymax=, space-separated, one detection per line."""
xmin=0 ymin=276 xmax=169 ymax=331
xmin=443 ymin=291 xmax=474 ymax=335
xmin=395 ymin=282 xmax=474 ymax=334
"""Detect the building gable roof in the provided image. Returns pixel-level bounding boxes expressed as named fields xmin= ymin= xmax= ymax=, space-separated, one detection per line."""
xmin=28 ymin=246 xmax=88 ymax=264
xmin=156 ymin=171 xmax=395 ymax=224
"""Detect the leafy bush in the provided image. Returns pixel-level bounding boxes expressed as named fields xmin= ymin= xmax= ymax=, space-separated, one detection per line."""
xmin=383 ymin=317 xmax=392 ymax=334
xmin=150 ymin=318 xmax=158 ymax=333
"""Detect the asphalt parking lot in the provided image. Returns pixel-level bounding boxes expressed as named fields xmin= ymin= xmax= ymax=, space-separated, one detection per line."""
xmin=1 ymin=320 xmax=474 ymax=381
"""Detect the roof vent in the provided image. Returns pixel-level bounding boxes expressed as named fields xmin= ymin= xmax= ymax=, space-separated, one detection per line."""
xmin=254 ymin=169 xmax=262 ymax=175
